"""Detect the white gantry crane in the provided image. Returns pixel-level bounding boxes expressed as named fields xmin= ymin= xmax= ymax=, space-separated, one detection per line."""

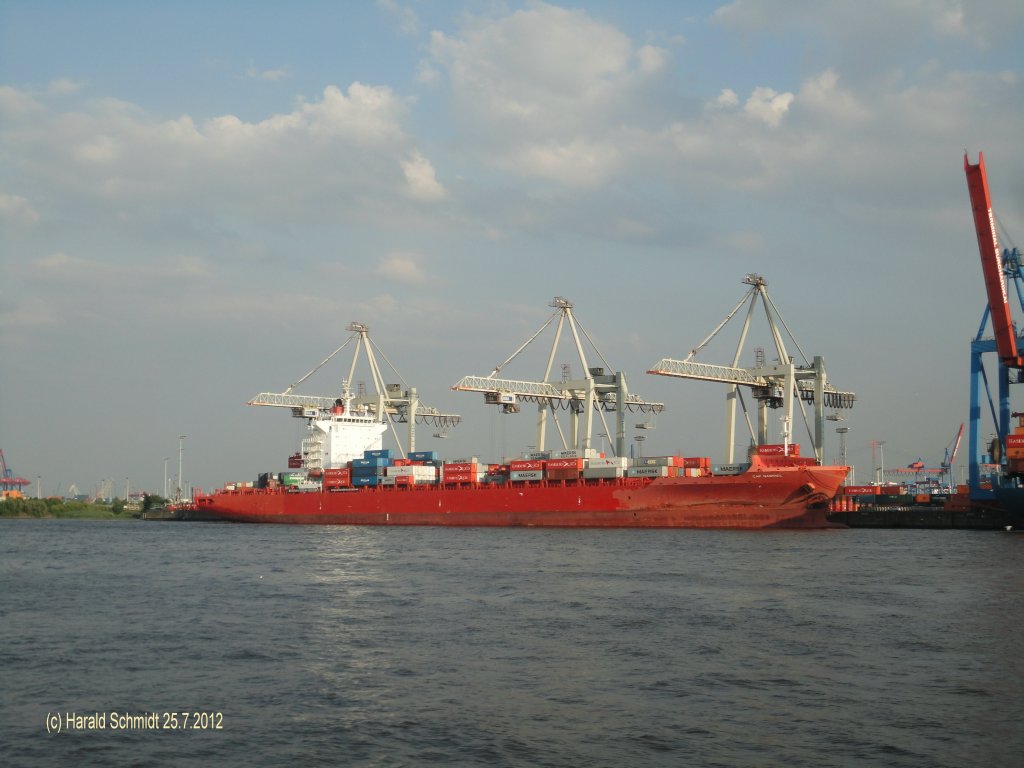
xmin=452 ymin=297 xmax=663 ymax=457
xmin=247 ymin=322 xmax=461 ymax=459
xmin=647 ymin=274 xmax=855 ymax=464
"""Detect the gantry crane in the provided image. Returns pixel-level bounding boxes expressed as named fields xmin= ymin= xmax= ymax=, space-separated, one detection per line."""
xmin=248 ymin=322 xmax=461 ymax=458
xmin=451 ymin=297 xmax=663 ymax=457
xmin=647 ymin=274 xmax=855 ymax=464
xmin=964 ymin=152 xmax=1024 ymax=504
xmin=0 ymin=449 xmax=30 ymax=493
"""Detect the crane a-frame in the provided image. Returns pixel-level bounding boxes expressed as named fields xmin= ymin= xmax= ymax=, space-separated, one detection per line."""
xmin=248 ymin=322 xmax=461 ymax=458
xmin=451 ymin=297 xmax=664 ymax=458
xmin=647 ymin=274 xmax=855 ymax=464
xmin=964 ymin=152 xmax=1024 ymax=504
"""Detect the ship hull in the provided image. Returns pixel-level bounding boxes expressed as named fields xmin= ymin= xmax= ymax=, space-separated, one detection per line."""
xmin=194 ymin=463 xmax=848 ymax=529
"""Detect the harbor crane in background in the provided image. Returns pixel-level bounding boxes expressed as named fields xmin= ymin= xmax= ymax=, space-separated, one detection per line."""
xmin=647 ymin=274 xmax=856 ymax=465
xmin=0 ymin=449 xmax=30 ymax=499
xmin=964 ymin=152 xmax=1024 ymax=508
xmin=451 ymin=297 xmax=664 ymax=458
xmin=248 ymin=322 xmax=461 ymax=458
xmin=942 ymin=422 xmax=964 ymax=489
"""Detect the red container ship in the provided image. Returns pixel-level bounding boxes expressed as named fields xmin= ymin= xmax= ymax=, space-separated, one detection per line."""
xmin=191 ymin=381 xmax=848 ymax=528
xmin=193 ymin=453 xmax=848 ymax=528
xmin=191 ymin=295 xmax=853 ymax=529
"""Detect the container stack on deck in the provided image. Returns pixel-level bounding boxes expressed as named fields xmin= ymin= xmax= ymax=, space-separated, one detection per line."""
xmin=241 ymin=445 xmax=741 ymax=494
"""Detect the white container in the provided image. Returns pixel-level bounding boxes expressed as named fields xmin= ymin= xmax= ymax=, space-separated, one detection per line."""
xmin=582 ymin=467 xmax=625 ymax=479
xmin=587 ymin=457 xmax=629 ymax=469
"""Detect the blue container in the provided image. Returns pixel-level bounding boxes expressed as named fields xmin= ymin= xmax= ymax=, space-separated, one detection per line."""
xmin=364 ymin=449 xmax=393 ymax=460
xmin=351 ymin=476 xmax=379 ymax=487
xmin=409 ymin=451 xmax=439 ymax=462
xmin=352 ymin=457 xmax=390 ymax=468
xmin=351 ymin=466 xmax=386 ymax=477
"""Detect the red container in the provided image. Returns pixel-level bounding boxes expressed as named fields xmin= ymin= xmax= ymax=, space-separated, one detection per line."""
xmin=681 ymin=457 xmax=711 ymax=469
xmin=546 ymin=468 xmax=582 ymax=481
xmin=324 ymin=468 xmax=351 ymax=479
xmin=394 ymin=475 xmax=413 ymax=486
xmin=757 ymin=444 xmax=800 ymax=457
xmin=392 ymin=458 xmax=412 ymax=467
xmin=545 ymin=458 xmax=584 ymax=471
xmin=510 ymin=460 xmax=544 ymax=472
xmin=443 ymin=462 xmax=478 ymax=472
xmin=843 ymin=485 xmax=878 ymax=495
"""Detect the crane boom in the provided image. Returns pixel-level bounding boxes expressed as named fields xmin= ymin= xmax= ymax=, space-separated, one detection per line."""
xmin=964 ymin=152 xmax=1023 ymax=368
xmin=948 ymin=422 xmax=964 ymax=470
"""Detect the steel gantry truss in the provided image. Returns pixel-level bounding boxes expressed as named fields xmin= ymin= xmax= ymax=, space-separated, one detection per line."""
xmin=648 ymin=274 xmax=855 ymax=464
xmin=248 ymin=322 xmax=460 ymax=457
xmin=452 ymin=297 xmax=663 ymax=457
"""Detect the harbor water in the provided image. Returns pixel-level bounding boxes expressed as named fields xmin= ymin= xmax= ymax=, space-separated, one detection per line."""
xmin=2 ymin=520 xmax=1022 ymax=767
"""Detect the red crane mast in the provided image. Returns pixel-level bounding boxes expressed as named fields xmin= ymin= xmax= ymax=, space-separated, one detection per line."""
xmin=964 ymin=151 xmax=1024 ymax=369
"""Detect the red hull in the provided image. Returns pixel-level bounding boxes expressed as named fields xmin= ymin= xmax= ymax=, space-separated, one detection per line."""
xmin=194 ymin=458 xmax=849 ymax=529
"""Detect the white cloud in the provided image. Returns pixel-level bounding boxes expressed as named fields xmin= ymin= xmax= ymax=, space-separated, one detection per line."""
xmin=709 ymin=89 xmax=740 ymax=109
xmin=245 ymin=61 xmax=289 ymax=81
xmin=507 ymin=139 xmax=622 ymax=188
xmin=47 ymin=78 xmax=83 ymax=95
xmin=374 ymin=252 xmax=431 ymax=284
xmin=425 ymin=2 xmax=670 ymax=186
xmin=796 ymin=69 xmax=871 ymax=123
xmin=713 ymin=0 xmax=1024 ymax=59
xmin=0 ymin=85 xmax=43 ymax=116
xmin=743 ymin=87 xmax=794 ymax=127
xmin=0 ymin=82 xmax=421 ymax=233
xmin=0 ymin=193 xmax=40 ymax=224
xmin=377 ymin=0 xmax=419 ymax=36
xmin=401 ymin=150 xmax=446 ymax=201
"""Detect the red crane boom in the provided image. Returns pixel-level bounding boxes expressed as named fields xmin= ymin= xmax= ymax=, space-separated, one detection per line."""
xmin=964 ymin=152 xmax=1023 ymax=368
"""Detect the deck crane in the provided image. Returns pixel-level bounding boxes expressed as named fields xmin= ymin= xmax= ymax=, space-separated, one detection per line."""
xmin=647 ymin=274 xmax=856 ymax=464
xmin=248 ymin=322 xmax=461 ymax=460
xmin=451 ymin=297 xmax=664 ymax=458
xmin=964 ymin=151 xmax=1024 ymax=506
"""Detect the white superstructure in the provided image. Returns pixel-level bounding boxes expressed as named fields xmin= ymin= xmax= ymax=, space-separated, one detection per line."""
xmin=300 ymin=385 xmax=387 ymax=470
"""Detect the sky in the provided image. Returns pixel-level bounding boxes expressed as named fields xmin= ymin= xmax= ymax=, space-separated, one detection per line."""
xmin=1 ymin=0 xmax=1023 ymax=499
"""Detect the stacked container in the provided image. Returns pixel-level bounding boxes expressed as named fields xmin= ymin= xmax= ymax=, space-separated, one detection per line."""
xmin=582 ymin=457 xmax=628 ymax=479
xmin=545 ymin=457 xmax=584 ymax=481
xmin=351 ymin=453 xmax=390 ymax=487
xmin=442 ymin=459 xmax=484 ymax=484
xmin=323 ymin=467 xmax=352 ymax=489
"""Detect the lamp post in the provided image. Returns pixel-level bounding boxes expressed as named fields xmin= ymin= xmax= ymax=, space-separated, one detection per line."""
xmin=836 ymin=426 xmax=849 ymax=467
xmin=164 ymin=458 xmax=169 ymax=499
xmin=178 ymin=435 xmax=186 ymax=501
